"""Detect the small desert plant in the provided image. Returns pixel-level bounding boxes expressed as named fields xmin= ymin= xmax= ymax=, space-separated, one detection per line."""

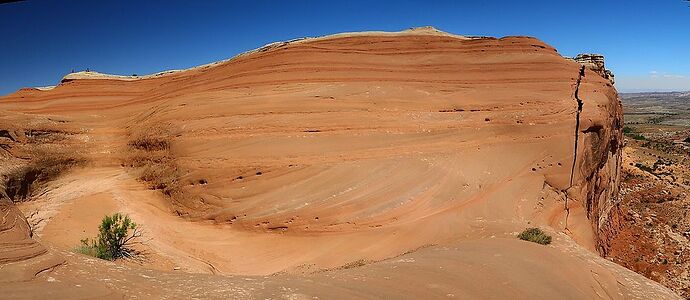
xmin=635 ymin=162 xmax=655 ymax=173
xmin=622 ymin=127 xmax=646 ymax=141
xmin=518 ymin=227 xmax=552 ymax=245
xmin=128 ymin=136 xmax=170 ymax=151
xmin=126 ymin=127 xmax=184 ymax=198
xmin=76 ymin=213 xmax=141 ymax=260
xmin=628 ymin=133 xmax=646 ymax=141
xmin=74 ymin=240 xmax=103 ymax=257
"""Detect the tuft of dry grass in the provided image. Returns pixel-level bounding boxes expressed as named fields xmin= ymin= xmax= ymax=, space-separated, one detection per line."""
xmin=128 ymin=136 xmax=170 ymax=151
xmin=125 ymin=127 xmax=185 ymax=202
xmin=4 ymin=148 xmax=85 ymax=201
xmin=0 ymin=119 xmax=85 ymax=202
xmin=25 ymin=129 xmax=70 ymax=144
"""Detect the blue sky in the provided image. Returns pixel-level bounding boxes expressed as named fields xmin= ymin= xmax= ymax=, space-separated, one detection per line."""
xmin=1 ymin=0 xmax=689 ymax=95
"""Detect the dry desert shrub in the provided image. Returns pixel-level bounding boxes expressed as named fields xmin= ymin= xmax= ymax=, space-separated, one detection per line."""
xmin=4 ymin=148 xmax=85 ymax=201
xmin=128 ymin=135 xmax=170 ymax=151
xmin=75 ymin=213 xmax=142 ymax=261
xmin=125 ymin=126 xmax=183 ymax=198
xmin=518 ymin=227 xmax=552 ymax=245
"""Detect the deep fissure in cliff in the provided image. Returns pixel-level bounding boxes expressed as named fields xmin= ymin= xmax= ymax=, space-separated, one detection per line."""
xmin=564 ymin=66 xmax=586 ymax=229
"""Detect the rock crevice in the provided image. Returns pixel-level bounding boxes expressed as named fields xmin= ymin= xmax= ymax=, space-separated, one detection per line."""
xmin=573 ymin=53 xmax=615 ymax=84
xmin=568 ymin=57 xmax=624 ymax=254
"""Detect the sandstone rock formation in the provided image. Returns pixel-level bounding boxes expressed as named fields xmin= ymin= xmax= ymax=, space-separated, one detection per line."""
xmin=574 ymin=53 xmax=616 ymax=84
xmin=0 ymin=27 xmax=679 ymax=299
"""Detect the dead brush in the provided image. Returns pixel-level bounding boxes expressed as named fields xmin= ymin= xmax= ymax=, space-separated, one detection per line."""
xmin=4 ymin=149 xmax=85 ymax=201
xmin=128 ymin=126 xmax=172 ymax=151
xmin=125 ymin=128 xmax=183 ymax=198
xmin=127 ymin=149 xmax=172 ymax=168
xmin=128 ymin=136 xmax=170 ymax=151
xmin=139 ymin=163 xmax=181 ymax=194
xmin=124 ymin=126 xmax=204 ymax=217
xmin=25 ymin=129 xmax=70 ymax=144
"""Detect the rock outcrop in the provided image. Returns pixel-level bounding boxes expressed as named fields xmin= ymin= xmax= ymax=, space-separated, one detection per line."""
xmin=0 ymin=26 xmax=628 ymax=263
xmin=0 ymin=118 xmax=65 ymax=284
xmin=574 ymin=53 xmax=615 ymax=84
xmin=568 ymin=53 xmax=622 ymax=254
xmin=0 ymin=28 xmax=678 ymax=299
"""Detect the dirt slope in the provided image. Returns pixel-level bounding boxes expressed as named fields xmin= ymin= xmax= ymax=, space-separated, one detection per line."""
xmin=0 ymin=27 xmax=678 ymax=298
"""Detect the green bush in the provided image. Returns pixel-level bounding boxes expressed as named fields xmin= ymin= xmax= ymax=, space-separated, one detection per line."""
xmin=75 ymin=213 xmax=140 ymax=260
xmin=518 ymin=227 xmax=552 ymax=245
xmin=622 ymin=127 xmax=646 ymax=140
xmin=635 ymin=162 xmax=655 ymax=173
xmin=628 ymin=133 xmax=646 ymax=141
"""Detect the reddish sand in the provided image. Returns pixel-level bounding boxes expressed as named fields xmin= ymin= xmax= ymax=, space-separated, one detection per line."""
xmin=0 ymin=27 xmax=679 ymax=298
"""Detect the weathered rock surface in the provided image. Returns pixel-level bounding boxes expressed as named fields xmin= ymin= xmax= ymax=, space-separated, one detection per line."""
xmin=575 ymin=53 xmax=616 ymax=84
xmin=0 ymin=27 xmax=678 ymax=299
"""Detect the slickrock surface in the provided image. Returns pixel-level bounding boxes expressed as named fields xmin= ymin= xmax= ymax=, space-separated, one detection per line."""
xmin=0 ymin=27 xmax=679 ymax=299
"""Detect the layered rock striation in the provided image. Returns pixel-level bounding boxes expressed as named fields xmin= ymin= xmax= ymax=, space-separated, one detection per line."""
xmin=0 ymin=27 xmax=675 ymax=298
xmin=574 ymin=53 xmax=615 ymax=84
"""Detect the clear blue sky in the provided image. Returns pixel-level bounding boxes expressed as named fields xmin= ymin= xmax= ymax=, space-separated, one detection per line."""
xmin=1 ymin=0 xmax=689 ymax=95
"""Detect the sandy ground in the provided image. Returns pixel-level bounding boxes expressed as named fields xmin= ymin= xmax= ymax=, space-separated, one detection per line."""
xmin=2 ymin=237 xmax=680 ymax=300
xmin=39 ymin=192 xmax=117 ymax=249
